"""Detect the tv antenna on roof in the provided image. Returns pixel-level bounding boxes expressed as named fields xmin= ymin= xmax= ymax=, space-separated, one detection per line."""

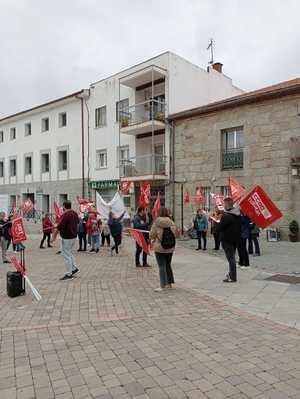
xmin=207 ymin=38 xmax=214 ymax=64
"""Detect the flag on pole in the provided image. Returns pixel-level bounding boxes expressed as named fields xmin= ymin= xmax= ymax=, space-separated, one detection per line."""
xmin=228 ymin=177 xmax=246 ymax=204
xmin=23 ymin=199 xmax=33 ymax=216
xmin=10 ymin=256 xmax=42 ymax=301
xmin=127 ymin=228 xmax=150 ymax=255
xmin=240 ymin=185 xmax=282 ymax=229
xmin=11 ymin=217 xmax=27 ymax=243
xmin=152 ymin=192 xmax=161 ymax=219
xmin=53 ymin=201 xmax=64 ymax=224
xmin=120 ymin=180 xmax=133 ymax=194
xmin=76 ymin=196 xmax=94 ymax=213
xmin=140 ymin=182 xmax=151 ymax=209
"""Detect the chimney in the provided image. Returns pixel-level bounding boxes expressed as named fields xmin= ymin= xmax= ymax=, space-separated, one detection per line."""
xmin=211 ymin=62 xmax=223 ymax=73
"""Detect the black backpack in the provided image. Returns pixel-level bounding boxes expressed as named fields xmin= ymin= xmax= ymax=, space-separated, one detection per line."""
xmin=161 ymin=227 xmax=176 ymax=249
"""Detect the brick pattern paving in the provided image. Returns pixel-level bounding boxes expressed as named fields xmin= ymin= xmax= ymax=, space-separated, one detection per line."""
xmin=0 ymin=239 xmax=300 ymax=398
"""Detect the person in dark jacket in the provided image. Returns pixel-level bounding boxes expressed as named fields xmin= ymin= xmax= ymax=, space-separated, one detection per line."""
xmin=193 ymin=209 xmax=208 ymax=250
xmin=108 ymin=210 xmax=125 ymax=255
xmin=57 ymin=201 xmax=80 ymax=280
xmin=218 ymin=197 xmax=241 ymax=283
xmin=238 ymin=213 xmax=251 ymax=268
xmin=133 ymin=207 xmax=151 ymax=267
xmin=0 ymin=212 xmax=11 ymax=263
xmin=40 ymin=213 xmax=53 ymax=249
xmin=248 ymin=222 xmax=261 ymax=256
xmin=78 ymin=216 xmax=87 ymax=252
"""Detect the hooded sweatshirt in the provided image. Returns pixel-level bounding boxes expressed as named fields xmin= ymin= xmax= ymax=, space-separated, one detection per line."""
xmin=149 ymin=217 xmax=177 ymax=254
xmin=218 ymin=207 xmax=241 ymax=244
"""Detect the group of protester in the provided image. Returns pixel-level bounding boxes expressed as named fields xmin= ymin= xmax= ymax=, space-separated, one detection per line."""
xmin=0 ymin=211 xmax=26 ymax=264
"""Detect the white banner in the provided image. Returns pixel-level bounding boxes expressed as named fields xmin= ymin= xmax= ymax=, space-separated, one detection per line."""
xmin=96 ymin=191 xmax=127 ymax=219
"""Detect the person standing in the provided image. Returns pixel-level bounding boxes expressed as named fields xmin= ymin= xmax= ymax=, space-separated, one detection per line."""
xmin=248 ymin=222 xmax=261 ymax=256
xmin=210 ymin=208 xmax=222 ymax=250
xmin=0 ymin=212 xmax=11 ymax=264
xmin=78 ymin=216 xmax=87 ymax=252
xmin=101 ymin=219 xmax=111 ymax=247
xmin=133 ymin=207 xmax=151 ymax=267
xmin=88 ymin=214 xmax=101 ymax=253
xmin=218 ymin=197 xmax=241 ymax=283
xmin=150 ymin=207 xmax=177 ymax=292
xmin=108 ymin=211 xmax=125 ymax=255
xmin=238 ymin=213 xmax=251 ymax=268
xmin=40 ymin=213 xmax=53 ymax=249
xmin=193 ymin=209 xmax=208 ymax=250
xmin=57 ymin=201 xmax=79 ymax=280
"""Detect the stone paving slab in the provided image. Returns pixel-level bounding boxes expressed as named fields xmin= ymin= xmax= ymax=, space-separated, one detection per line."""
xmin=0 ymin=238 xmax=300 ymax=398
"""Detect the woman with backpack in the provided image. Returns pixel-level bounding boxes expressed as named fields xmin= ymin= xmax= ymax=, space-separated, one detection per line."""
xmin=150 ymin=207 xmax=177 ymax=292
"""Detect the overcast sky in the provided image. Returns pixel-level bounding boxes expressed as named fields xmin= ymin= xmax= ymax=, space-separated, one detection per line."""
xmin=1 ymin=0 xmax=300 ymax=117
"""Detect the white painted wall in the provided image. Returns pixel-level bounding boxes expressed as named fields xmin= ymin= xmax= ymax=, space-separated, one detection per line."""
xmin=0 ymin=98 xmax=84 ymax=185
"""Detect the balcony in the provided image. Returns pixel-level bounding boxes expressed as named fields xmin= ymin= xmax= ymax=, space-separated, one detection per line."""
xmin=222 ymin=148 xmax=244 ymax=170
xmin=120 ymin=100 xmax=166 ymax=136
xmin=120 ymin=154 xmax=168 ymax=180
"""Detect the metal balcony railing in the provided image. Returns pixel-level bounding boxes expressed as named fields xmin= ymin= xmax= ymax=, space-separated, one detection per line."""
xmin=119 ymin=99 xmax=166 ymax=128
xmin=222 ymin=148 xmax=244 ymax=169
xmin=120 ymin=154 xmax=167 ymax=178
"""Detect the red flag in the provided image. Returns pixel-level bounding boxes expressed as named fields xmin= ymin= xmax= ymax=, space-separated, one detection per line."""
xmin=76 ymin=196 xmax=94 ymax=213
xmin=184 ymin=191 xmax=190 ymax=204
xmin=152 ymin=192 xmax=161 ymax=219
xmin=10 ymin=255 xmax=26 ymax=275
xmin=53 ymin=201 xmax=64 ymax=224
xmin=128 ymin=228 xmax=150 ymax=255
xmin=140 ymin=182 xmax=151 ymax=209
xmin=23 ymin=199 xmax=33 ymax=216
xmin=11 ymin=217 xmax=27 ymax=243
xmin=240 ymin=185 xmax=282 ymax=229
xmin=228 ymin=177 xmax=246 ymax=204
xmin=11 ymin=207 xmax=20 ymax=220
xmin=120 ymin=180 xmax=133 ymax=194
xmin=194 ymin=187 xmax=204 ymax=205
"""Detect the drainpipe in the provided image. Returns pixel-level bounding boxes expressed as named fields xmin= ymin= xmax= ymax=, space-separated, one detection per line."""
xmin=80 ymin=98 xmax=85 ymax=198
xmin=170 ymin=120 xmax=176 ymax=221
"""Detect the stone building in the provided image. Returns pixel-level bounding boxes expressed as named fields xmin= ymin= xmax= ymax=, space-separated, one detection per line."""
xmin=168 ymin=77 xmax=300 ymax=238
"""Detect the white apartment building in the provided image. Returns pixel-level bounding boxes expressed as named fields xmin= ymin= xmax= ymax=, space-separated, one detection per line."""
xmin=0 ymin=51 xmax=242 ymax=215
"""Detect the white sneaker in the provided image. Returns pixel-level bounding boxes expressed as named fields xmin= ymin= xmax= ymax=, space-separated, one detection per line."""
xmin=240 ymin=266 xmax=249 ymax=270
xmin=154 ymin=287 xmax=165 ymax=292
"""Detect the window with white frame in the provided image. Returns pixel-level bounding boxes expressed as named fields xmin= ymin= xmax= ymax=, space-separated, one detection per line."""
xmin=116 ymin=98 xmax=129 ymax=121
xmin=58 ymin=150 xmax=68 ymax=171
xmin=0 ymin=161 xmax=4 ymax=177
xmin=41 ymin=117 xmax=49 ymax=132
xmin=0 ymin=131 xmax=4 ymax=143
xmin=117 ymin=145 xmax=129 ymax=165
xmin=41 ymin=153 xmax=50 ymax=173
xmin=25 ymin=123 xmax=31 ymax=136
xmin=10 ymin=159 xmax=16 ymax=177
xmin=96 ymin=149 xmax=107 ymax=169
xmin=25 ymin=156 xmax=32 ymax=175
xmin=95 ymin=106 xmax=107 ymax=127
xmin=59 ymin=112 xmax=67 ymax=127
xmin=10 ymin=127 xmax=16 ymax=140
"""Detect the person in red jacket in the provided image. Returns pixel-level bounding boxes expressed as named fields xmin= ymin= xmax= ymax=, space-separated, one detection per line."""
xmin=40 ymin=213 xmax=53 ymax=249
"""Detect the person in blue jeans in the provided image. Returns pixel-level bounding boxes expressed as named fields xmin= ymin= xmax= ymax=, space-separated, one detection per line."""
xmin=193 ymin=209 xmax=208 ymax=250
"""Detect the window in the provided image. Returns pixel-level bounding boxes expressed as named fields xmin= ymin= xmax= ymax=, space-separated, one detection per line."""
xmin=0 ymin=131 xmax=3 ymax=143
xmin=96 ymin=149 xmax=107 ymax=169
xmin=201 ymin=187 xmax=211 ymax=211
xmin=24 ymin=156 xmax=32 ymax=175
xmin=0 ymin=161 xmax=4 ymax=177
xmin=221 ymin=127 xmax=244 ymax=169
xmin=117 ymin=145 xmax=129 ymax=165
xmin=58 ymin=150 xmax=68 ymax=171
xmin=41 ymin=153 xmax=50 ymax=173
xmin=59 ymin=112 xmax=67 ymax=127
xmin=95 ymin=106 xmax=107 ymax=127
xmin=116 ymin=98 xmax=129 ymax=121
xmin=10 ymin=159 xmax=16 ymax=177
xmin=10 ymin=128 xmax=16 ymax=140
xmin=41 ymin=118 xmax=49 ymax=132
xmin=220 ymin=186 xmax=230 ymax=197
xmin=25 ymin=123 xmax=31 ymax=136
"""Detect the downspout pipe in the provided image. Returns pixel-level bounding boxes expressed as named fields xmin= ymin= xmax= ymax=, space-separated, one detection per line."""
xmin=80 ymin=98 xmax=85 ymax=198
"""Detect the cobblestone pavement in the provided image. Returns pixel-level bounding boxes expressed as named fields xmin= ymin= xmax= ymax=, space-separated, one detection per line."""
xmin=0 ymin=238 xmax=300 ymax=399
